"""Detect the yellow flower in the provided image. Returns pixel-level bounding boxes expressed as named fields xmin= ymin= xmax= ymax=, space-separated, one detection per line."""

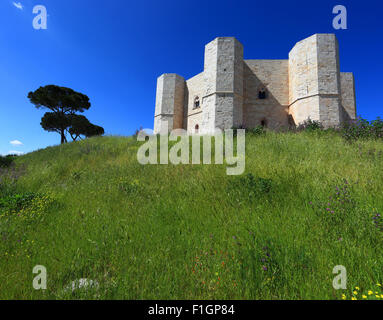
xmin=380 ymin=294 xmax=383 ymax=299
xmin=341 ymin=294 xmax=346 ymax=300
xmin=362 ymin=295 xmax=367 ymax=299
xmin=368 ymin=290 xmax=373 ymax=295
xmin=376 ymin=295 xmax=380 ymax=299
xmin=351 ymin=297 xmax=357 ymax=300
xmin=355 ymin=286 xmax=360 ymax=290
xmin=353 ymin=291 xmax=358 ymax=295
xmin=377 ymin=283 xmax=381 ymax=287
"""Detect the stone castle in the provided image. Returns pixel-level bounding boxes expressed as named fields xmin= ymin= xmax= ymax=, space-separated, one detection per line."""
xmin=154 ymin=34 xmax=356 ymax=134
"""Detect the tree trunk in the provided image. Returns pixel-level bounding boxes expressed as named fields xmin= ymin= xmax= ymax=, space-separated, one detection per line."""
xmin=61 ymin=129 xmax=66 ymax=144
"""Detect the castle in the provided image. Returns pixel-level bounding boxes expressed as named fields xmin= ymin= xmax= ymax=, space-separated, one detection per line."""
xmin=154 ymin=34 xmax=356 ymax=134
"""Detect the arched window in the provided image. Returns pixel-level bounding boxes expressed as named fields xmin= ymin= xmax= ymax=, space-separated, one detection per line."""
xmin=195 ymin=124 xmax=199 ymax=133
xmin=194 ymin=96 xmax=200 ymax=109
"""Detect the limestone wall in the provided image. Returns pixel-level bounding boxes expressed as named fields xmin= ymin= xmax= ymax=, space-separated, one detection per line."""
xmin=185 ymin=72 xmax=204 ymax=133
xmin=340 ymin=72 xmax=356 ymax=121
xmin=201 ymin=37 xmax=244 ymax=133
xmin=317 ymin=34 xmax=340 ymax=95
xmin=243 ymin=60 xmax=289 ymax=129
xmin=288 ymin=34 xmax=320 ymax=125
xmin=289 ymin=96 xmax=320 ymax=123
xmin=316 ymin=34 xmax=341 ymax=126
xmin=288 ymin=34 xmax=342 ymax=128
xmin=288 ymin=35 xmax=319 ymax=104
xmin=187 ymin=111 xmax=203 ymax=134
xmin=154 ymin=115 xmax=173 ymax=134
xmin=153 ymin=73 xmax=185 ymax=133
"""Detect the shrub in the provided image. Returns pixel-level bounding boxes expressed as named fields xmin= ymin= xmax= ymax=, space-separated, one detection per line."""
xmin=0 ymin=191 xmax=54 ymax=221
xmin=0 ymin=155 xmax=17 ymax=168
xmin=370 ymin=118 xmax=383 ymax=139
xmin=133 ymin=126 xmax=143 ymax=138
xmin=341 ymin=116 xmax=383 ymax=142
xmin=248 ymin=125 xmax=266 ymax=136
xmin=231 ymin=125 xmax=265 ymax=136
xmin=296 ymin=118 xmax=323 ymax=132
xmin=0 ymin=192 xmax=36 ymax=214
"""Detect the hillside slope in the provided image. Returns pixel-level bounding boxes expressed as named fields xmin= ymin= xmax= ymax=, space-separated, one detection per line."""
xmin=1 ymin=132 xmax=383 ymax=299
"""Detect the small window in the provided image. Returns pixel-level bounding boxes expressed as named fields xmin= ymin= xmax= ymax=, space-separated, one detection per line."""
xmin=195 ymin=124 xmax=199 ymax=133
xmin=258 ymin=90 xmax=267 ymax=99
xmin=193 ymin=96 xmax=200 ymax=109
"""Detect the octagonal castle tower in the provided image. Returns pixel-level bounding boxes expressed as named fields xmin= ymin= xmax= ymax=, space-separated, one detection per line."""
xmin=154 ymin=34 xmax=356 ymax=134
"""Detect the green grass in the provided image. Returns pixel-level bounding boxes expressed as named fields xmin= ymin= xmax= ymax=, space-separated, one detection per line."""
xmin=1 ymin=131 xmax=383 ymax=300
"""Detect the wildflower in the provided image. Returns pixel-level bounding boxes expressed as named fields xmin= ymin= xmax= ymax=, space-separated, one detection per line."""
xmin=353 ymin=291 xmax=358 ymax=295
xmin=362 ymin=295 xmax=367 ymax=299
xmin=351 ymin=297 xmax=357 ymax=300
xmin=377 ymin=283 xmax=382 ymax=287
xmin=355 ymin=286 xmax=360 ymax=290
xmin=376 ymin=295 xmax=380 ymax=299
xmin=368 ymin=290 xmax=373 ymax=295
xmin=341 ymin=294 xmax=346 ymax=300
xmin=262 ymin=266 xmax=268 ymax=271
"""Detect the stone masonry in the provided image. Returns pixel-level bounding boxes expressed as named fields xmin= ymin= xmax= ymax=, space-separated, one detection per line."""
xmin=154 ymin=34 xmax=356 ymax=134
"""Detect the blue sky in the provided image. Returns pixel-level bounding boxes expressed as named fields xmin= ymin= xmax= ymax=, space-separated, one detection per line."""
xmin=0 ymin=0 xmax=382 ymax=155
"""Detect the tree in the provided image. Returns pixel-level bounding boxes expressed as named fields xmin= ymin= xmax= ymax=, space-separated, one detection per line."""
xmin=40 ymin=112 xmax=71 ymax=143
xmin=28 ymin=85 xmax=104 ymax=143
xmin=68 ymin=115 xmax=105 ymax=141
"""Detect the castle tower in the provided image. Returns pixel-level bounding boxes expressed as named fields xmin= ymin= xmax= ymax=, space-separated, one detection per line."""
xmin=154 ymin=73 xmax=185 ymax=134
xmin=201 ymin=37 xmax=244 ymax=133
xmin=288 ymin=34 xmax=342 ymax=128
xmin=154 ymin=34 xmax=356 ymax=133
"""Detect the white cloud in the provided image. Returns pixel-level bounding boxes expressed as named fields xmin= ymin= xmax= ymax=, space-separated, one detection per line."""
xmin=10 ymin=140 xmax=23 ymax=146
xmin=7 ymin=150 xmax=24 ymax=156
xmin=12 ymin=2 xmax=23 ymax=10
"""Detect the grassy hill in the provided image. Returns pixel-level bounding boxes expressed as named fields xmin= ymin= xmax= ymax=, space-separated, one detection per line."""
xmin=1 ymin=131 xmax=383 ymax=299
